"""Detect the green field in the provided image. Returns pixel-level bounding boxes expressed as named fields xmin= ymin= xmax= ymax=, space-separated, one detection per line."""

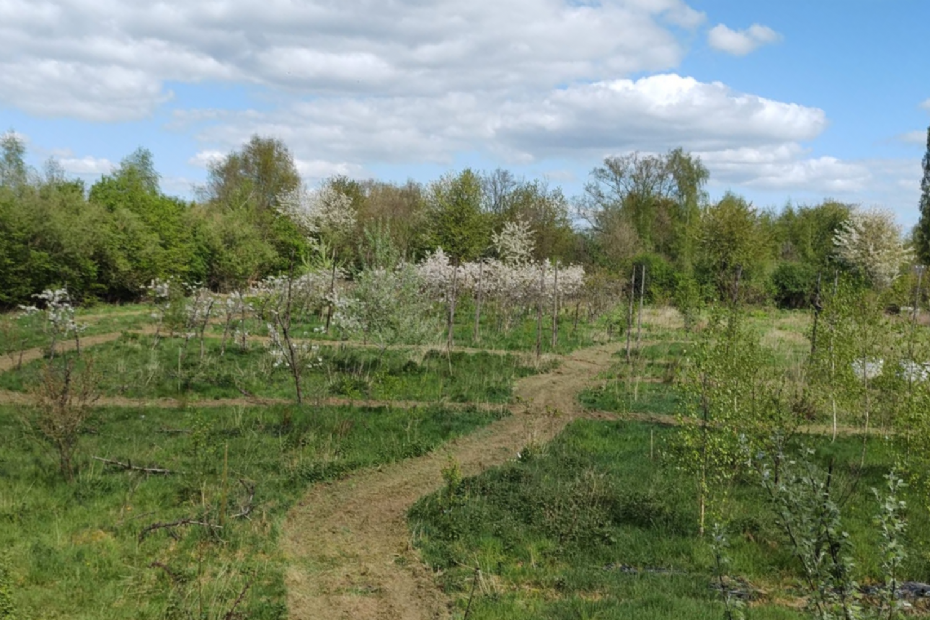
xmin=410 ymin=419 xmax=930 ymax=620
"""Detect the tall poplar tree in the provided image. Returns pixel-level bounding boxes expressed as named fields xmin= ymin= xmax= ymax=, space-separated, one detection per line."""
xmin=915 ymin=125 xmax=930 ymax=264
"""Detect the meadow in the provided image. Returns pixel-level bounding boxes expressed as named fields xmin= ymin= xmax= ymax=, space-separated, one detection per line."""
xmin=0 ymin=292 xmax=604 ymax=619
xmin=3 ymin=280 xmax=930 ymax=620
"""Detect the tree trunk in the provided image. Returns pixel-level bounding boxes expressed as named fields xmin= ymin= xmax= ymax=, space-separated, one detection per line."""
xmin=551 ymin=262 xmax=559 ymax=349
xmin=473 ymin=261 xmax=483 ymax=343
xmin=447 ymin=265 xmax=459 ymax=351
xmin=809 ymin=271 xmax=823 ymax=361
xmin=325 ymin=250 xmax=337 ymax=333
xmin=830 ymin=270 xmax=839 ymax=442
xmin=626 ymin=268 xmax=635 ymax=363
xmin=635 ymin=264 xmax=645 ymax=353
xmin=536 ymin=262 xmax=545 ymax=363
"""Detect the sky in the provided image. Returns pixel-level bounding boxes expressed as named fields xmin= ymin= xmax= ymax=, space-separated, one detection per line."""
xmin=1 ymin=0 xmax=928 ymax=228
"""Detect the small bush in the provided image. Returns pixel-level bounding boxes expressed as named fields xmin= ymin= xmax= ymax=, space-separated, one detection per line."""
xmin=770 ymin=262 xmax=817 ymax=309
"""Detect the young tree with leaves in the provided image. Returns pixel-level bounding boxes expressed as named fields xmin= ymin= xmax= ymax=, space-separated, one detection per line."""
xmin=914 ymin=126 xmax=930 ymax=265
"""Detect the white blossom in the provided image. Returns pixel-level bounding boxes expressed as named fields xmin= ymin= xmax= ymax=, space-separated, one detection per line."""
xmin=491 ymin=219 xmax=535 ymax=266
xmin=834 ymin=208 xmax=913 ymax=289
xmin=276 ymin=184 xmax=355 ymax=238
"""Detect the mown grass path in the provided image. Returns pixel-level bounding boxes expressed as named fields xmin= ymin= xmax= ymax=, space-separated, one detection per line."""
xmin=280 ymin=341 xmax=622 ymax=620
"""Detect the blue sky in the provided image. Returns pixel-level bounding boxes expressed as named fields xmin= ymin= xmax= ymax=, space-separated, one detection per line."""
xmin=1 ymin=0 xmax=927 ymax=228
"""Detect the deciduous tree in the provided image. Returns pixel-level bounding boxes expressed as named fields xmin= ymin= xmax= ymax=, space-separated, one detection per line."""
xmin=834 ymin=207 xmax=911 ymax=289
xmin=914 ymin=126 xmax=930 ymax=264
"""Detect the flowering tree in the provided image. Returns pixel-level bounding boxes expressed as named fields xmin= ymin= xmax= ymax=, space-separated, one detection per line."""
xmin=335 ymin=264 xmax=440 ymax=348
xmin=19 ymin=288 xmax=86 ymax=358
xmin=416 ymin=242 xmax=585 ymax=349
xmin=218 ymin=291 xmax=252 ymax=355
xmin=491 ymin=219 xmax=535 ymax=265
xmin=276 ymin=182 xmax=355 ymax=330
xmin=17 ymin=287 xmax=98 ymax=482
xmin=180 ymin=284 xmax=216 ymax=361
xmin=834 ymin=207 xmax=912 ymax=289
xmin=276 ymin=184 xmax=356 ymax=243
xmin=249 ymin=274 xmax=321 ymax=404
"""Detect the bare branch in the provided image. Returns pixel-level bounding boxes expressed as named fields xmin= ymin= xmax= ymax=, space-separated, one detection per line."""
xmin=139 ymin=518 xmax=222 ymax=542
xmin=92 ymin=456 xmax=181 ymax=476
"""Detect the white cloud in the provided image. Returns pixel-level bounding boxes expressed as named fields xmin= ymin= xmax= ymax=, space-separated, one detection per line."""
xmin=0 ymin=60 xmax=171 ymax=121
xmin=161 ymin=175 xmax=199 ymax=198
xmin=1 ymin=129 xmax=29 ymax=144
xmin=897 ymin=130 xmax=927 ymax=144
xmin=6 ymin=0 xmax=899 ymax=219
xmin=707 ymin=23 xmax=781 ymax=56
xmin=702 ymin=148 xmax=922 ymax=227
xmin=0 ymin=0 xmax=701 ymax=121
xmin=294 ymin=158 xmax=364 ymax=181
xmin=188 ymin=150 xmax=226 ymax=168
xmin=922 ymin=98 xmax=930 ymax=111
xmin=57 ymin=155 xmax=115 ymax=175
xmin=178 ymin=74 xmax=827 ymax=171
xmin=542 ymin=169 xmax=577 ymax=183
xmin=495 ymin=74 xmax=825 ymax=157
xmin=700 ymin=145 xmax=870 ymax=192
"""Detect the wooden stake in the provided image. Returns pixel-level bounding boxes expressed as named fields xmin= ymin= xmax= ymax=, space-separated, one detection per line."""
xmin=626 ymin=267 xmax=635 ymax=363
xmin=535 ymin=262 xmax=545 ymax=363
xmin=551 ymin=262 xmax=559 ymax=349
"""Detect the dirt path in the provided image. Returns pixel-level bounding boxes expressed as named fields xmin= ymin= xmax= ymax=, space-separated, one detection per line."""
xmin=280 ymin=341 xmax=622 ymax=620
xmin=0 ymin=332 xmax=129 ymax=374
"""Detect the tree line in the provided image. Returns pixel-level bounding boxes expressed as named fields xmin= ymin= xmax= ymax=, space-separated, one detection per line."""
xmin=0 ymin=130 xmax=921 ymax=309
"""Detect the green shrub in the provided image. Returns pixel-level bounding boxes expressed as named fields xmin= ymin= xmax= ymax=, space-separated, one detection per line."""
xmin=770 ymin=261 xmax=817 ymax=309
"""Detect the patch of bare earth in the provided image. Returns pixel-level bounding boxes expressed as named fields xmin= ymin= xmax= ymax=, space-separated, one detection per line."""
xmin=281 ymin=342 xmax=622 ymax=620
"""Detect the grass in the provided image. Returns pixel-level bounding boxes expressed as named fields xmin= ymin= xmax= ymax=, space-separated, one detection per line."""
xmin=409 ymin=419 xmax=930 ymax=619
xmin=449 ymin=301 xmax=601 ymax=354
xmin=0 ymin=334 xmax=549 ymax=404
xmin=0 ymin=301 xmax=538 ymax=618
xmin=579 ymin=307 xmax=818 ymax=419
xmin=0 ymin=402 xmax=508 ymax=619
xmin=579 ymin=381 xmax=683 ymax=416
xmin=211 ymin=300 xmax=606 ymax=355
xmin=579 ymin=341 xmax=690 ymax=416
xmin=0 ymin=304 xmax=152 ymax=356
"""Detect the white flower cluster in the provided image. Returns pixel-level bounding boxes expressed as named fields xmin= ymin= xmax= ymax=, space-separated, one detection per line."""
xmin=221 ymin=291 xmax=253 ymax=350
xmin=250 ymin=269 xmax=345 ymax=318
xmin=266 ymin=322 xmax=323 ymax=370
xmin=851 ymin=357 xmax=884 ymax=381
xmin=416 ymin=249 xmax=585 ymax=307
xmin=19 ymin=287 xmax=86 ymax=341
xmin=851 ymin=358 xmax=930 ymax=383
xmin=491 ymin=218 xmax=535 ymax=266
xmin=899 ymin=360 xmax=930 ymax=383
xmin=181 ymin=284 xmax=216 ymax=339
xmin=143 ymin=278 xmax=171 ymax=301
xmin=276 ymin=184 xmax=355 ymax=237
xmin=333 ymin=264 xmax=440 ymax=346
xmin=834 ymin=208 xmax=913 ymax=289
xmin=142 ymin=277 xmax=174 ymax=322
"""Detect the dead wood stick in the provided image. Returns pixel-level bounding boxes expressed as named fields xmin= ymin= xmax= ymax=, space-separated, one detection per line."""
xmin=93 ymin=456 xmax=180 ymax=475
xmin=223 ymin=574 xmax=255 ymax=620
xmin=149 ymin=561 xmax=183 ymax=585
xmin=139 ymin=517 xmax=222 ymax=541
xmin=231 ymin=479 xmax=256 ymax=519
